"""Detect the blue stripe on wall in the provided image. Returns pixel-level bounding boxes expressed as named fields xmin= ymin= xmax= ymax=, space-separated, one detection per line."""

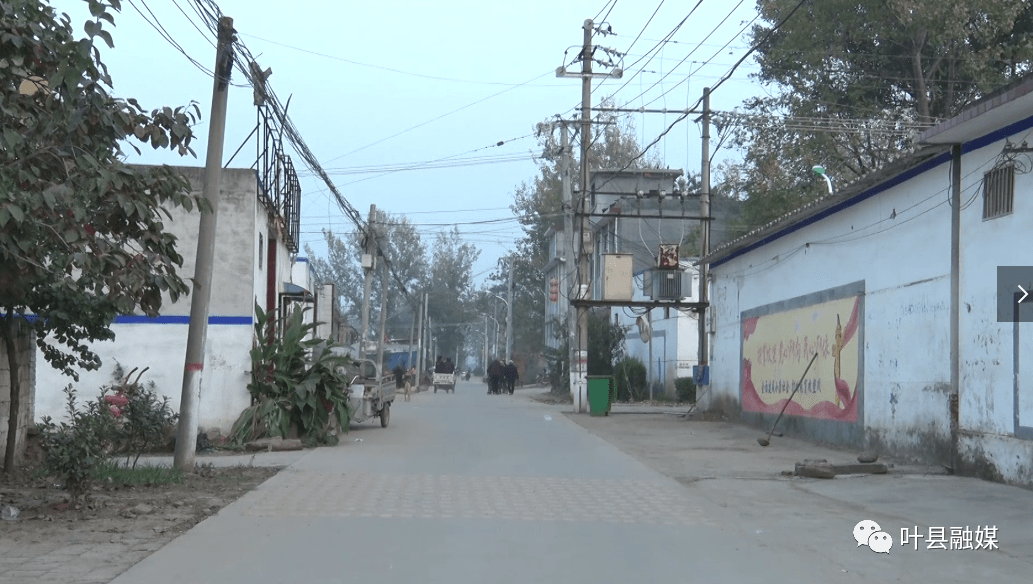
xmin=113 ymin=315 xmax=253 ymax=325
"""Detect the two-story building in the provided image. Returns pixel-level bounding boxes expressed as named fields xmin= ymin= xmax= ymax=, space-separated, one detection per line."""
xmin=34 ymin=165 xmax=335 ymax=435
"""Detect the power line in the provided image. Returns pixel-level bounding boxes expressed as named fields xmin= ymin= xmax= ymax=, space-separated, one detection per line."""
xmin=608 ymin=0 xmax=811 ymax=179
xmin=330 ymin=132 xmax=535 ymax=188
xmin=125 ymin=0 xmax=218 ymax=80
xmin=592 ymin=0 xmax=617 ymax=23
xmin=637 ymin=2 xmax=755 ymax=109
xmin=595 ymin=2 xmax=703 ymax=103
xmin=298 ymin=152 xmax=536 ymax=177
xmin=322 ymin=72 xmax=553 ymax=164
xmin=239 ymin=33 xmax=565 ymax=88
xmin=592 ymin=0 xmax=667 ymax=98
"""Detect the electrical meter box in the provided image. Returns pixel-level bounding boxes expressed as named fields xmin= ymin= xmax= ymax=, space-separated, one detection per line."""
xmin=603 ymin=254 xmax=634 ymax=301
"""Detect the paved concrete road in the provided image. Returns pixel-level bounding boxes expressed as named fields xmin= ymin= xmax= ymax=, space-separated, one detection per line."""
xmin=112 ymin=381 xmax=1032 ymax=583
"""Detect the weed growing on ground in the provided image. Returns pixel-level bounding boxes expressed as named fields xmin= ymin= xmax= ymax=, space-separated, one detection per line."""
xmin=93 ymin=460 xmax=183 ymax=486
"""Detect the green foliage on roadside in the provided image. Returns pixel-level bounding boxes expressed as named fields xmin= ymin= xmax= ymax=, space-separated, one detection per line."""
xmin=38 ymin=385 xmax=118 ymax=503
xmin=1 ymin=0 xmax=208 ymax=472
xmin=37 ymin=366 xmax=185 ymax=501
xmin=588 ymin=312 xmax=625 ymax=376
xmin=675 ymin=377 xmax=696 ymax=403
xmin=614 ymin=357 xmax=647 ymax=402
xmin=93 ymin=459 xmax=183 ymax=486
xmin=726 ymin=0 xmax=1033 ymax=228
xmin=228 ymin=302 xmax=352 ymax=446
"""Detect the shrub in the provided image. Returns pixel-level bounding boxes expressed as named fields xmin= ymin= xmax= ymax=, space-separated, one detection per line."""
xmin=229 ymin=302 xmax=352 ymax=446
xmin=99 ymin=363 xmax=179 ymax=468
xmin=38 ymin=385 xmax=118 ymax=503
xmin=114 ymin=385 xmax=178 ymax=468
xmin=613 ymin=357 xmax=647 ymax=402
xmin=675 ymin=377 xmax=697 ymax=402
xmin=38 ymin=367 xmax=184 ymax=502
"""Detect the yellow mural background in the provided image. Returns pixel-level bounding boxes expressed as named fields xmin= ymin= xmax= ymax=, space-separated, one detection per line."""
xmin=743 ymin=296 xmax=859 ymax=414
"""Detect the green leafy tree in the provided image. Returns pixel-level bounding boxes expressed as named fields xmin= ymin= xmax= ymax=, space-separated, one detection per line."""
xmin=587 ymin=311 xmax=625 ymax=376
xmin=0 ymin=0 xmax=206 ymax=471
xmin=306 ymin=211 xmax=428 ymax=344
xmin=729 ymin=0 xmax=1033 ymax=225
xmin=426 ymin=227 xmax=480 ymax=361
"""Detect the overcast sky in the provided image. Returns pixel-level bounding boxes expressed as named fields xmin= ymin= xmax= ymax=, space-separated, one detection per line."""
xmin=50 ymin=0 xmax=763 ymax=284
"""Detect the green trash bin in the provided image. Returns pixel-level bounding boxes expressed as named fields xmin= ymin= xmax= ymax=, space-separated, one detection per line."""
xmin=587 ymin=376 xmax=612 ymax=416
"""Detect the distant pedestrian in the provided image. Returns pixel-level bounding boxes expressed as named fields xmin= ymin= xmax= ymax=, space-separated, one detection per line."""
xmin=487 ymin=359 xmax=504 ymax=394
xmin=393 ymin=364 xmax=408 ymax=401
xmin=503 ymin=361 xmax=519 ymax=395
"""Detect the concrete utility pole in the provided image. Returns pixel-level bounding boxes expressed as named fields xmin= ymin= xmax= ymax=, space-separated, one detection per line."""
xmin=417 ymin=292 xmax=428 ymax=377
xmin=359 ymin=204 xmax=376 ymax=361
xmin=175 ymin=16 xmax=234 ymax=472
xmin=505 ymin=257 xmax=514 ymax=362
xmin=483 ymin=314 xmax=489 ymax=370
xmin=559 ymin=122 xmax=577 ymax=404
xmin=414 ymin=295 xmax=424 ymax=386
xmin=375 ymin=259 xmax=388 ymax=386
xmin=697 ymin=87 xmax=712 ymax=407
xmin=574 ymin=19 xmax=594 ymax=413
xmin=407 ymin=302 xmax=417 ymax=370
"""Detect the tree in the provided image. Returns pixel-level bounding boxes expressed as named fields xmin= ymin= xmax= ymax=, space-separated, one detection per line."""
xmin=426 ymin=227 xmax=480 ymax=362
xmin=0 ymin=0 xmax=205 ymax=471
xmin=729 ymin=0 xmax=1033 ymax=225
xmin=306 ymin=211 xmax=428 ymax=343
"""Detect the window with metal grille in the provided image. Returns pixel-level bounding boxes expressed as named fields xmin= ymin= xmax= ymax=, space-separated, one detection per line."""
xmin=983 ymin=165 xmax=1015 ymax=220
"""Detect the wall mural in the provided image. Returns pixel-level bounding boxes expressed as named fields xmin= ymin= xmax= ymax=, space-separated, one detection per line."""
xmin=741 ymin=294 xmax=861 ymax=422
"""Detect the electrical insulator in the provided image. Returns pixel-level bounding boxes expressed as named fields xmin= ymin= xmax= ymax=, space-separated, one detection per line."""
xmin=549 ymin=278 xmax=559 ymax=302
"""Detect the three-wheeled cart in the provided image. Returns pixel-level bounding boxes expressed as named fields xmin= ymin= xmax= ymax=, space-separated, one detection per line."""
xmin=333 ymin=354 xmax=395 ymax=427
xmin=433 ymin=372 xmax=455 ymax=393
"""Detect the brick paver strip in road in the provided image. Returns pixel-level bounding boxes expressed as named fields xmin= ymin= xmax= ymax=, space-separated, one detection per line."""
xmin=244 ymin=472 xmax=714 ymax=526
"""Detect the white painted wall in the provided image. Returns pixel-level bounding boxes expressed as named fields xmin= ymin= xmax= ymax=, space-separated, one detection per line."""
xmin=710 ymin=120 xmax=1033 ymax=485
xmin=34 ymin=167 xmax=296 ymax=434
xmin=710 ymin=158 xmax=954 ymax=458
xmin=953 ymin=134 xmax=1033 ymax=483
xmin=35 ymin=324 xmax=253 ymax=433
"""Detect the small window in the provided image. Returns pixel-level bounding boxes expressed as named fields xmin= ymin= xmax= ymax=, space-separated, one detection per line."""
xmin=258 ymin=233 xmax=264 ymax=269
xmin=983 ymin=165 xmax=1015 ymax=220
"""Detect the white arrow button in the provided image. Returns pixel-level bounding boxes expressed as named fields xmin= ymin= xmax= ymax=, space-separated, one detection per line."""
xmin=1020 ymin=285 xmax=1029 ymax=304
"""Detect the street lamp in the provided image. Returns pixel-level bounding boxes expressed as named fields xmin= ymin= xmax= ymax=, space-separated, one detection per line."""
xmin=812 ymin=166 xmax=834 ymax=195
xmin=488 ymin=292 xmax=509 ymax=310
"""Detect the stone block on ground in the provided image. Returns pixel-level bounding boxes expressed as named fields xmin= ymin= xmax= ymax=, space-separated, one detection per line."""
xmin=857 ymin=451 xmax=879 ymax=463
xmin=832 ymin=462 xmax=888 ymax=475
xmin=795 ymin=461 xmax=837 ymax=479
xmin=245 ymin=436 xmax=304 ymax=452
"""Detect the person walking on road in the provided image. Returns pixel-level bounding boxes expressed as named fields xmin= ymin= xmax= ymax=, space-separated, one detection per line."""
xmin=487 ymin=359 xmax=503 ymax=394
xmin=393 ymin=364 xmax=409 ymax=401
xmin=503 ymin=361 xmax=519 ymax=395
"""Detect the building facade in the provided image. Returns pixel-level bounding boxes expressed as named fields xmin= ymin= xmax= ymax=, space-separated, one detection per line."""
xmin=34 ymin=165 xmax=332 ymax=434
xmin=706 ymin=78 xmax=1033 ymax=487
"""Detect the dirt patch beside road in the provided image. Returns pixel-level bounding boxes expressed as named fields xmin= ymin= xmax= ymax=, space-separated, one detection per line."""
xmin=0 ymin=463 xmax=279 ymax=584
xmin=530 ymin=390 xmax=573 ymax=405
